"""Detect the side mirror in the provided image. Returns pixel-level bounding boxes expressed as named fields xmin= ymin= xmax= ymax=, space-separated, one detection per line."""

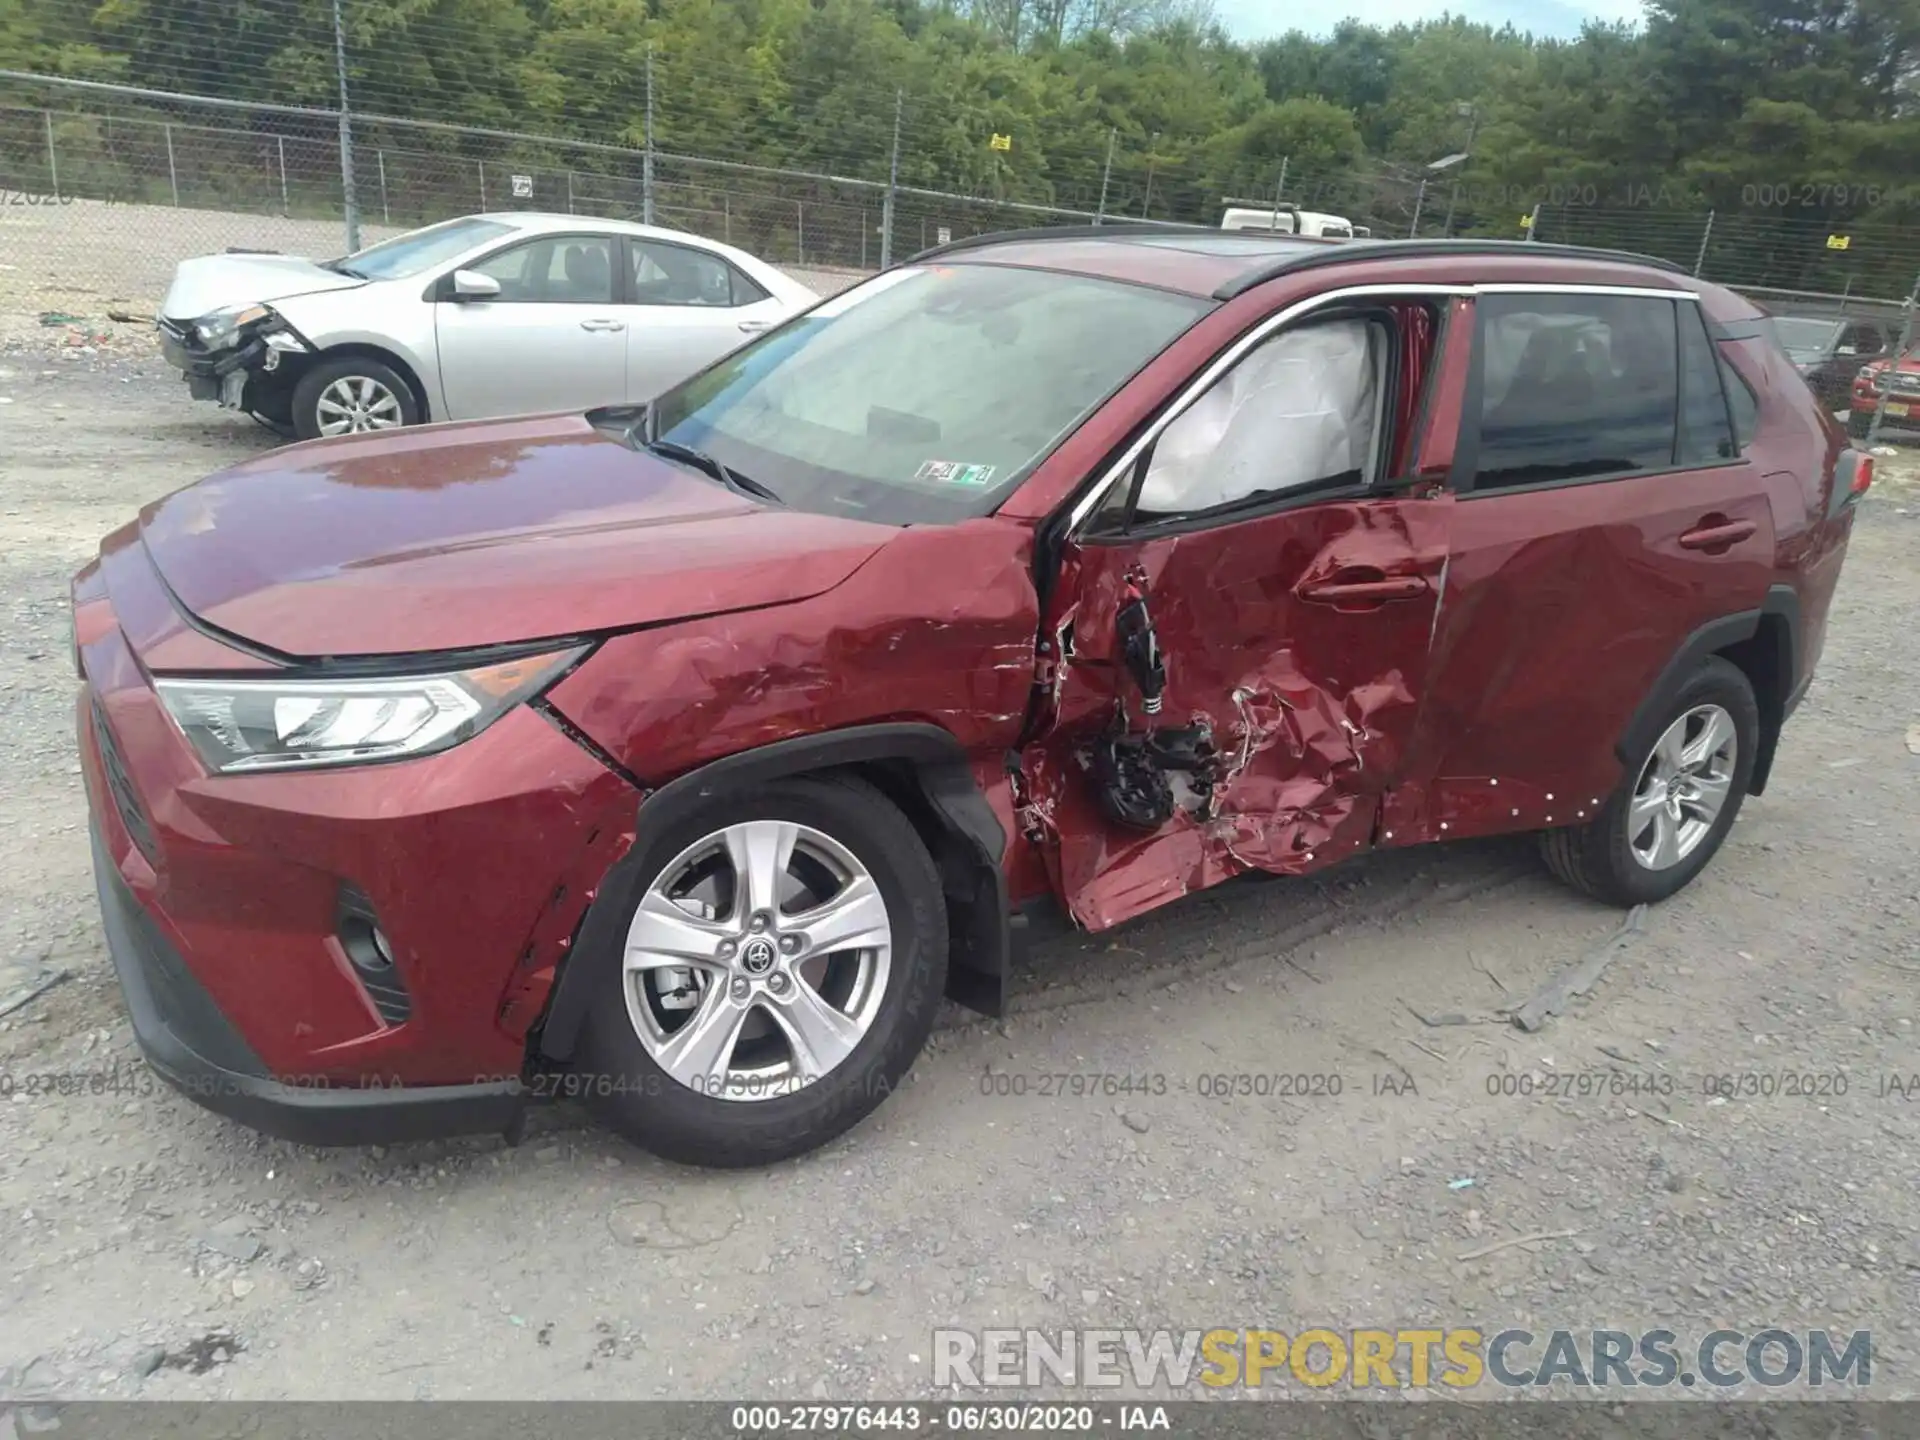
xmin=451 ymin=269 xmax=500 ymax=300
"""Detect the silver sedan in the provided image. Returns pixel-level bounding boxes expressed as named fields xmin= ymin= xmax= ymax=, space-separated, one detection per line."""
xmin=156 ymin=213 xmax=818 ymax=440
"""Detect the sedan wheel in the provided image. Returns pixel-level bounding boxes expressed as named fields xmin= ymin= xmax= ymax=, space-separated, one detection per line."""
xmin=313 ymin=375 xmax=406 ymax=436
xmin=290 ymin=356 xmax=421 ymax=442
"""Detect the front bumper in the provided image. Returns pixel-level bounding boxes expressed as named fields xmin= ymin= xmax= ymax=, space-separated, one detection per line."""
xmin=156 ymin=318 xmax=298 ymax=408
xmin=93 ymin=825 xmax=527 ymax=1146
xmin=76 ymin=541 xmax=641 ymax=1145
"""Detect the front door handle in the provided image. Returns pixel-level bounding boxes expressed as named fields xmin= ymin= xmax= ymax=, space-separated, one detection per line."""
xmin=738 ymin=319 xmax=773 ymax=334
xmin=1296 ymin=573 xmax=1431 ymax=606
xmin=579 ymin=318 xmax=626 ymax=332
xmin=1677 ymin=517 xmax=1756 ymax=552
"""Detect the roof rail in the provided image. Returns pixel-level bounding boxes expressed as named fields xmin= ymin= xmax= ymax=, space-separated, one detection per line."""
xmin=907 ymin=221 xmax=1221 ymax=264
xmin=1213 ymin=237 xmax=1690 ymax=299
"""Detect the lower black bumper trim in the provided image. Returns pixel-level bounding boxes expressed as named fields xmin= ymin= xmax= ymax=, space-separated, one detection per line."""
xmin=92 ymin=825 xmax=525 ymax=1147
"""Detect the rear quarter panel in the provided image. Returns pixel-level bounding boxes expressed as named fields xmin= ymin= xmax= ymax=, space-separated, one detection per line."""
xmin=1716 ymin=327 xmax=1853 ymax=696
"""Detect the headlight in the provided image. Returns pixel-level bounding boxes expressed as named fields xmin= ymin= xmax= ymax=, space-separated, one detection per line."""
xmin=193 ymin=302 xmax=275 ymax=350
xmin=154 ymin=646 xmax=586 ymax=774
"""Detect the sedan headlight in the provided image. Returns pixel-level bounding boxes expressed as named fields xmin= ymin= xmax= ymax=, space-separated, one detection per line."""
xmin=193 ymin=302 xmax=276 ymax=351
xmin=154 ymin=646 xmax=586 ymax=774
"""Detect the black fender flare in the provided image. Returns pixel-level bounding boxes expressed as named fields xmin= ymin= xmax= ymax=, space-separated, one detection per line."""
xmin=1614 ymin=586 xmax=1801 ymax=795
xmin=534 ymin=723 xmax=1011 ymax=1064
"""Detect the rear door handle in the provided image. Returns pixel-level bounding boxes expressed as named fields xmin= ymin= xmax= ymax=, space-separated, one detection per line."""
xmin=580 ymin=318 xmax=626 ymax=332
xmin=1296 ymin=574 xmax=1431 ymax=606
xmin=1677 ymin=518 xmax=1756 ymax=551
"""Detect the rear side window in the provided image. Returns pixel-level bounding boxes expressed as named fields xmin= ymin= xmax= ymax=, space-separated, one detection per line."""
xmin=1676 ymin=302 xmax=1735 ymax=464
xmin=1840 ymin=322 xmax=1886 ymax=358
xmin=630 ymin=240 xmax=764 ymax=308
xmin=1719 ymin=353 xmax=1759 ymax=451
xmin=1472 ymin=294 xmax=1677 ymax=489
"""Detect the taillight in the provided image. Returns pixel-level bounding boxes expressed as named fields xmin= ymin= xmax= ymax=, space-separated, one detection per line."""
xmin=1827 ymin=453 xmax=1873 ymax=522
xmin=1851 ymin=453 xmax=1874 ymax=497
xmin=1831 ymin=450 xmax=1873 ymax=517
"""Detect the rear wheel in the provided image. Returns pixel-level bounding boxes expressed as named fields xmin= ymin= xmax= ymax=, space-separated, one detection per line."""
xmin=1540 ymin=657 xmax=1758 ymax=907
xmin=291 ymin=355 xmax=419 ymax=441
xmin=576 ymin=775 xmax=947 ymax=1167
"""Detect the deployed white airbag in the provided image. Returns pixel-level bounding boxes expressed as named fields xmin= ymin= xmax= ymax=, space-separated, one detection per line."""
xmin=1136 ymin=319 xmax=1381 ymax=516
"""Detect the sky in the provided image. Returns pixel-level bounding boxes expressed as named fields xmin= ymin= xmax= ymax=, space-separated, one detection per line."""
xmin=1216 ymin=0 xmax=1647 ymax=42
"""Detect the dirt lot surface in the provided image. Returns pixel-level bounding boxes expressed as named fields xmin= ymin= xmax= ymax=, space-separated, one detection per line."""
xmin=3 ymin=275 xmax=1920 ymax=1405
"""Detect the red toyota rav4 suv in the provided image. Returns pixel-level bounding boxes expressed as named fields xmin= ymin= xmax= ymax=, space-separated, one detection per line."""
xmin=74 ymin=230 xmax=1870 ymax=1167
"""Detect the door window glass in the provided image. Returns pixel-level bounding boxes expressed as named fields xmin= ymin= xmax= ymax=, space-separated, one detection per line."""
xmin=631 ymin=240 xmax=754 ymax=307
xmin=470 ymin=236 xmax=615 ymax=304
xmin=1131 ymin=318 xmax=1385 ymax=521
xmin=1473 ymin=294 xmax=1678 ymax=489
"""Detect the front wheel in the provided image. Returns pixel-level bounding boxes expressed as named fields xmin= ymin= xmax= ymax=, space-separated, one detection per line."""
xmin=576 ymin=775 xmax=948 ymax=1167
xmin=1540 ymin=657 xmax=1759 ymax=907
xmin=290 ymin=356 xmax=420 ymax=441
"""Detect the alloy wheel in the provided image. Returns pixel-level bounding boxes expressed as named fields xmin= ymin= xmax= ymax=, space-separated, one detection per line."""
xmin=313 ymin=375 xmax=404 ymax=435
xmin=621 ymin=820 xmax=892 ymax=1101
xmin=1626 ymin=703 xmax=1738 ymax=871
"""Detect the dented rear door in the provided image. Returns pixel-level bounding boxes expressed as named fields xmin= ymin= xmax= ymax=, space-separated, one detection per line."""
xmin=1018 ymin=296 xmax=1465 ymax=931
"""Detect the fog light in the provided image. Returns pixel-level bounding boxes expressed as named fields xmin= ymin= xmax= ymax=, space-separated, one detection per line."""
xmin=337 ymin=885 xmax=412 ymax=1026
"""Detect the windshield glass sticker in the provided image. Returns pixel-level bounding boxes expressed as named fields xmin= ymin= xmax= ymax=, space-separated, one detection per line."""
xmin=915 ymin=460 xmax=997 ymax=487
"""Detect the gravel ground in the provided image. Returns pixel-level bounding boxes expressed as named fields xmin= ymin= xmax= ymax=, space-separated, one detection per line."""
xmin=3 ymin=241 xmax=1920 ymax=1404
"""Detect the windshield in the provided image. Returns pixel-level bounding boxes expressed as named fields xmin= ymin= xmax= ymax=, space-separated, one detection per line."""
xmin=331 ymin=217 xmax=516 ymax=280
xmin=1770 ymin=316 xmax=1841 ymax=359
xmin=648 ymin=264 xmax=1209 ymax=525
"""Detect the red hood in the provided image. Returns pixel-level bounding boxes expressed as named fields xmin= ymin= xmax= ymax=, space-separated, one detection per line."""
xmin=137 ymin=413 xmax=892 ymax=658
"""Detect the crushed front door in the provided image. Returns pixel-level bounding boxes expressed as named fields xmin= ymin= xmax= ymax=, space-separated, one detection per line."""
xmin=1016 ymin=299 xmax=1463 ymax=931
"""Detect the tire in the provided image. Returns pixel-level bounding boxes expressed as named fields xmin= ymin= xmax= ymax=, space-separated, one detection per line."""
xmin=290 ymin=355 xmax=420 ymax=441
xmin=1539 ymin=656 xmax=1759 ymax=907
xmin=1846 ymin=411 xmax=1873 ymax=443
xmin=575 ymin=774 xmax=948 ymax=1167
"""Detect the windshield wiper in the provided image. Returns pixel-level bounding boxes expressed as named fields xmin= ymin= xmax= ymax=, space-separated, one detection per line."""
xmin=643 ymin=437 xmax=783 ymax=505
xmin=323 ymin=260 xmax=369 ymax=279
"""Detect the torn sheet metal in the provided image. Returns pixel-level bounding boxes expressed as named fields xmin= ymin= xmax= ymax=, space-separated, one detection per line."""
xmin=1022 ymin=496 xmax=1450 ymax=932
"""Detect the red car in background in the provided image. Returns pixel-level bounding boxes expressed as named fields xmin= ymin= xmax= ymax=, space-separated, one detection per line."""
xmin=1849 ymin=344 xmax=1920 ymax=439
xmin=74 ymin=228 xmax=1872 ymax=1168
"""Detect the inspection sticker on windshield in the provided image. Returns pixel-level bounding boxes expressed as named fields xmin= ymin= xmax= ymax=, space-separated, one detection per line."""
xmin=915 ymin=460 xmax=997 ymax=487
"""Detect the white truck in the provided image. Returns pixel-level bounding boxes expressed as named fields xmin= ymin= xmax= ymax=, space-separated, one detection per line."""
xmin=1220 ymin=201 xmax=1369 ymax=239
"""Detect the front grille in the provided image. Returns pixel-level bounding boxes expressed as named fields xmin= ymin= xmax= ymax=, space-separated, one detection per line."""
xmin=1887 ymin=372 xmax=1920 ymax=395
xmin=92 ymin=701 xmax=158 ymax=865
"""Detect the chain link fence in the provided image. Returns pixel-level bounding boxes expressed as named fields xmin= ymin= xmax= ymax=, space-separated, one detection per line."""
xmin=3 ymin=68 xmax=1917 ymax=378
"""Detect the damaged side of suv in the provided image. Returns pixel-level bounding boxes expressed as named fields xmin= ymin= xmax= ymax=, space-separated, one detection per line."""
xmin=1016 ymin=291 xmax=1457 ymax=929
